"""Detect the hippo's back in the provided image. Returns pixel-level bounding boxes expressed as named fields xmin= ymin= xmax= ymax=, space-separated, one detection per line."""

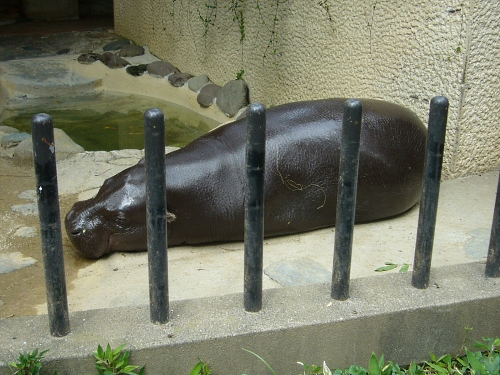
xmin=166 ymin=99 xmax=427 ymax=245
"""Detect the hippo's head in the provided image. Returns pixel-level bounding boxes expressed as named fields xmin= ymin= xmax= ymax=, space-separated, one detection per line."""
xmin=65 ymin=163 xmax=149 ymax=259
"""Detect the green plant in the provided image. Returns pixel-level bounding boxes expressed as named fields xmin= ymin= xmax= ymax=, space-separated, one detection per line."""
xmin=7 ymin=349 xmax=56 ymax=375
xmin=236 ymin=69 xmax=245 ymax=80
xmin=375 ymin=262 xmax=410 ymax=273
xmin=93 ymin=344 xmax=145 ymax=375
xmin=242 ymin=348 xmax=277 ymax=375
xmin=190 ymin=359 xmax=213 ymax=375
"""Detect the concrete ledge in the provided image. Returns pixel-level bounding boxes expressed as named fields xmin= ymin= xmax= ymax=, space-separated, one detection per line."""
xmin=1 ymin=262 xmax=500 ymax=375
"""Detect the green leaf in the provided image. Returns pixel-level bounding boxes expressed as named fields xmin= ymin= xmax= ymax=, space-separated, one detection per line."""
xmin=122 ymin=364 xmax=139 ymax=372
xmin=375 ymin=264 xmax=398 ymax=272
xmin=97 ymin=344 xmax=105 ymax=359
xmin=242 ymin=348 xmax=277 ymax=375
xmin=483 ymin=354 xmax=500 ymax=374
xmin=466 ymin=348 xmax=486 ymax=375
xmin=399 ymin=264 xmax=410 ymax=273
xmin=112 ymin=344 xmax=126 ymax=356
xmin=369 ymin=353 xmax=381 ymax=375
xmin=424 ymin=361 xmax=448 ymax=374
xmin=190 ymin=361 xmax=203 ymax=375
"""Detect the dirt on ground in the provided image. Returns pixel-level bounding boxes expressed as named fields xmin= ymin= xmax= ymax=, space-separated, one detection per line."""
xmin=0 ymin=158 xmax=93 ymax=318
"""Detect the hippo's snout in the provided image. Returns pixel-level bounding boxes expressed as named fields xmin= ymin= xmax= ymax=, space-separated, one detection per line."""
xmin=65 ymin=200 xmax=109 ymax=259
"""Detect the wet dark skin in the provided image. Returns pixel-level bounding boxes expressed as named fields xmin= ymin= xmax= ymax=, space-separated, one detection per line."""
xmin=65 ymin=98 xmax=427 ymax=259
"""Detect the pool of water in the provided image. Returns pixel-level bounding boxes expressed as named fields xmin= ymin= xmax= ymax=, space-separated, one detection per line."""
xmin=2 ymin=92 xmax=221 ymax=151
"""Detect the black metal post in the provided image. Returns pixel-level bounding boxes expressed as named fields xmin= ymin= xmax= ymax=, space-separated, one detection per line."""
xmin=144 ymin=108 xmax=169 ymax=324
xmin=31 ymin=113 xmax=70 ymax=337
xmin=412 ymin=96 xmax=449 ymax=289
xmin=244 ymin=103 xmax=266 ymax=312
xmin=331 ymin=99 xmax=362 ymax=301
xmin=486 ymin=172 xmax=500 ymax=277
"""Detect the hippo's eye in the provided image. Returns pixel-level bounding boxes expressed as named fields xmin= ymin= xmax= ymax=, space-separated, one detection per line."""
xmin=114 ymin=213 xmax=129 ymax=225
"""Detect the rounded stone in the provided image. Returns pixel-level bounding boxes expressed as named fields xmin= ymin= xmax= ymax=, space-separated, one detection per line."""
xmin=216 ymin=79 xmax=249 ymax=117
xmin=118 ymin=45 xmax=145 ymax=57
xmin=77 ymin=53 xmax=101 ymax=64
xmin=168 ymin=73 xmax=193 ymax=87
xmin=187 ymin=75 xmax=210 ymax=92
xmin=99 ymin=52 xmax=129 ymax=68
xmin=146 ymin=61 xmax=179 ymax=77
xmin=197 ymin=83 xmax=221 ymax=108
xmin=126 ymin=64 xmax=148 ymax=77
xmin=103 ymin=39 xmax=130 ymax=51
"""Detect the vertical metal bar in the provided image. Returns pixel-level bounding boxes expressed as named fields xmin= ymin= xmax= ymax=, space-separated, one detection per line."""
xmin=244 ymin=103 xmax=266 ymax=312
xmin=412 ymin=96 xmax=449 ymax=289
xmin=331 ymin=99 xmax=362 ymax=301
xmin=31 ymin=113 xmax=70 ymax=337
xmin=144 ymin=108 xmax=169 ymax=324
xmin=486 ymin=172 xmax=500 ymax=277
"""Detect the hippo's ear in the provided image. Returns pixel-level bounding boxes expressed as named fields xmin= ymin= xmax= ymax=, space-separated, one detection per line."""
xmin=167 ymin=211 xmax=176 ymax=223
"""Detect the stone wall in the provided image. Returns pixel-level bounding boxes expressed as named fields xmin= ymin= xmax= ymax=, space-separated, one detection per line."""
xmin=113 ymin=0 xmax=500 ymax=179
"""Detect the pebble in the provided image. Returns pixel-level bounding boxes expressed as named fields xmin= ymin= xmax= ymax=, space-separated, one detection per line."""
xmin=77 ymin=53 xmax=101 ymax=64
xmin=126 ymin=64 xmax=148 ymax=77
xmin=103 ymin=39 xmax=130 ymax=51
xmin=99 ymin=52 xmax=129 ymax=68
xmin=168 ymin=72 xmax=193 ymax=87
xmin=187 ymin=75 xmax=210 ymax=92
xmin=197 ymin=83 xmax=220 ymax=108
xmin=147 ymin=61 xmax=179 ymax=77
xmin=118 ymin=45 xmax=145 ymax=57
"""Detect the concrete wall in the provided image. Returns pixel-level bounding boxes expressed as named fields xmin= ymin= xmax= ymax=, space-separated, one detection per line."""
xmin=1 ymin=263 xmax=500 ymax=375
xmin=113 ymin=0 xmax=499 ymax=179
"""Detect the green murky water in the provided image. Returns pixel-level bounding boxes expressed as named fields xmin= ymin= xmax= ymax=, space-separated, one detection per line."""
xmin=2 ymin=92 xmax=220 ymax=151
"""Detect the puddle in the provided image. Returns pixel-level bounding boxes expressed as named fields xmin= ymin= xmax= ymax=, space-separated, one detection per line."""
xmin=2 ymin=92 xmax=220 ymax=150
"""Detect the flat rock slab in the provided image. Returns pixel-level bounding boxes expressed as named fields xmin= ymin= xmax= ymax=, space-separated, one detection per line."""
xmin=0 ymin=60 xmax=101 ymax=97
xmin=466 ymin=228 xmax=490 ymax=259
xmin=1 ymin=132 xmax=30 ymax=147
xmin=264 ymin=258 xmax=331 ymax=286
xmin=11 ymin=203 xmax=38 ymax=216
xmin=18 ymin=190 xmax=37 ymax=202
xmin=14 ymin=227 xmax=38 ymax=237
xmin=0 ymin=252 xmax=37 ymax=274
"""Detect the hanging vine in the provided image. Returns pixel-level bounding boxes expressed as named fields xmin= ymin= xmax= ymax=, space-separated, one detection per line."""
xmin=165 ymin=0 xmax=334 ymax=72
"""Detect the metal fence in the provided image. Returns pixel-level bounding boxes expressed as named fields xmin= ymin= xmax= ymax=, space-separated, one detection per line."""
xmin=30 ymin=97 xmax=500 ymax=337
